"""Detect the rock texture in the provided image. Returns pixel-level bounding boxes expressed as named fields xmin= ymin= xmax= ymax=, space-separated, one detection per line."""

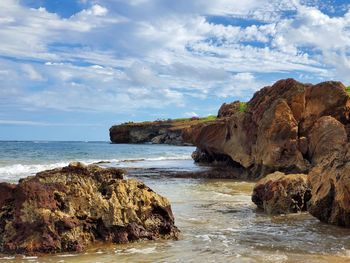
xmin=0 ymin=162 xmax=179 ymax=255
xmin=109 ymin=120 xmax=203 ymax=145
xmin=252 ymin=172 xmax=311 ymax=214
xmin=185 ymin=79 xmax=350 ymax=178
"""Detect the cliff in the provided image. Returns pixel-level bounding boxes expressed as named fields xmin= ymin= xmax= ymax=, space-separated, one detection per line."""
xmin=109 ymin=117 xmax=216 ymax=145
xmin=184 ymin=78 xmax=350 ymax=227
xmin=184 ymin=78 xmax=350 ymax=178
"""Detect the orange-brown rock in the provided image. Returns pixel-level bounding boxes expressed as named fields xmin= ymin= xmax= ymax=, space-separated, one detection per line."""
xmin=217 ymin=101 xmax=241 ymax=118
xmin=186 ymin=79 xmax=350 ymax=178
xmin=252 ymin=172 xmax=310 ymax=214
xmin=0 ymin=162 xmax=179 ymax=255
xmin=307 ymin=145 xmax=350 ymax=226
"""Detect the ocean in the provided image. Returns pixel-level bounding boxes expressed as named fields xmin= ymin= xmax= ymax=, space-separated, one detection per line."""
xmin=1 ymin=141 xmax=350 ymax=263
xmin=0 ymin=141 xmax=195 ymax=182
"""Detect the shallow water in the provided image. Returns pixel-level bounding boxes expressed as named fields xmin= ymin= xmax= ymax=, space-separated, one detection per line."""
xmin=2 ymin=173 xmax=350 ymax=262
xmin=1 ymin=142 xmax=350 ymax=262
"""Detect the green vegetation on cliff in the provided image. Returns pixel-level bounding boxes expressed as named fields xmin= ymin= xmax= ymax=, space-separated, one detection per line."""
xmin=346 ymin=86 xmax=350 ymax=95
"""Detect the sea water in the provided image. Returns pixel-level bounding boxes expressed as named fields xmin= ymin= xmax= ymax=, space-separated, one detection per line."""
xmin=0 ymin=141 xmax=350 ymax=263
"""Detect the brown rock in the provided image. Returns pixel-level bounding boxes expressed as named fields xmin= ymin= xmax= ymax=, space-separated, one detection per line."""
xmin=252 ymin=172 xmax=311 ymax=214
xmin=217 ymin=101 xmax=241 ymax=118
xmin=307 ymin=116 xmax=347 ymax=165
xmin=0 ymin=162 xmax=179 ymax=255
xmin=187 ymin=79 xmax=350 ymax=177
xmin=308 ymin=144 xmax=350 ymax=227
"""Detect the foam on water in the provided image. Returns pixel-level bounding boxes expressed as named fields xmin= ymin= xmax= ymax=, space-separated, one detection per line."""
xmin=0 ymin=155 xmax=192 ymax=181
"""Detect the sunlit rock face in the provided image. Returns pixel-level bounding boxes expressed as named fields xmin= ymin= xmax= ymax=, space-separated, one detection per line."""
xmin=0 ymin=162 xmax=179 ymax=255
xmin=185 ymin=78 xmax=350 ymax=178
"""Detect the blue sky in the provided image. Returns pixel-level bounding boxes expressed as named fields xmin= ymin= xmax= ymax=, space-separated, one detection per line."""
xmin=0 ymin=0 xmax=350 ymax=141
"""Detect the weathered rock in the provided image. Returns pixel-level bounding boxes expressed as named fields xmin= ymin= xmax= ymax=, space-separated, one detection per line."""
xmin=308 ymin=143 xmax=350 ymax=227
xmin=307 ymin=116 xmax=347 ymax=165
xmin=217 ymin=101 xmax=241 ymax=118
xmin=252 ymin=172 xmax=311 ymax=214
xmin=109 ymin=118 xmax=212 ymax=145
xmin=0 ymin=162 xmax=179 ymax=255
xmin=186 ymin=79 xmax=350 ymax=177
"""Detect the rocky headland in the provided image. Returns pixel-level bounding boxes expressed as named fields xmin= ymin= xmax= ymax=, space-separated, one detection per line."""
xmin=0 ymin=162 xmax=179 ymax=255
xmin=184 ymin=78 xmax=350 ymax=227
xmin=109 ymin=117 xmax=215 ymax=145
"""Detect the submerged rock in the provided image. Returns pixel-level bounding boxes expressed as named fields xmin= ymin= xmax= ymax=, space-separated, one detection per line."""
xmin=252 ymin=172 xmax=311 ymax=214
xmin=0 ymin=162 xmax=179 ymax=255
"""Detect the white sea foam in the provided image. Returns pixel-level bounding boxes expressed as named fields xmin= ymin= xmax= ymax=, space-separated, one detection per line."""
xmin=120 ymin=247 xmax=157 ymax=254
xmin=0 ymin=155 xmax=192 ymax=181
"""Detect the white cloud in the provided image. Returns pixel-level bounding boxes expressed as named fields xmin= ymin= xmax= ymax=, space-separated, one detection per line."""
xmin=0 ymin=0 xmax=349 ymax=117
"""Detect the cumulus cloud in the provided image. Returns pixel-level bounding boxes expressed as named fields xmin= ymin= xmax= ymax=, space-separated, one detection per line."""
xmin=0 ymin=0 xmax=349 ymax=118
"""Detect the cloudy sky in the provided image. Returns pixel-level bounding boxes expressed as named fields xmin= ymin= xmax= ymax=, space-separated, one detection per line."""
xmin=0 ymin=0 xmax=349 ymax=140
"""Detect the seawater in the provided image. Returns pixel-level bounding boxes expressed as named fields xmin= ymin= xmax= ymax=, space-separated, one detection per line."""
xmin=0 ymin=141 xmax=350 ymax=263
xmin=0 ymin=141 xmax=195 ymax=181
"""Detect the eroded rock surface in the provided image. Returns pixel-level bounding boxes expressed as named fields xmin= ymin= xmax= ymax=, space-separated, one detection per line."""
xmin=0 ymin=162 xmax=179 ymax=254
xmin=252 ymin=172 xmax=311 ymax=214
xmin=185 ymin=79 xmax=350 ymax=178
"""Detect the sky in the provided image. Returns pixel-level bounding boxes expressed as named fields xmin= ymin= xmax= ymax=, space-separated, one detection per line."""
xmin=0 ymin=0 xmax=350 ymax=141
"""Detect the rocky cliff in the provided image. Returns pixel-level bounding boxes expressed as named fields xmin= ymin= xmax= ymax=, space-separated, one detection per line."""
xmin=184 ymin=79 xmax=350 ymax=178
xmin=185 ymin=78 xmax=350 ymax=227
xmin=0 ymin=162 xmax=179 ymax=254
xmin=109 ymin=118 xmax=215 ymax=145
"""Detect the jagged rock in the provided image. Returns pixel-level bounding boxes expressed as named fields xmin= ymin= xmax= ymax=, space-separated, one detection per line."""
xmin=252 ymin=172 xmax=311 ymax=214
xmin=186 ymin=79 xmax=350 ymax=177
xmin=0 ymin=162 xmax=179 ymax=255
xmin=217 ymin=101 xmax=241 ymax=118
xmin=308 ymin=142 xmax=350 ymax=226
xmin=307 ymin=116 xmax=347 ymax=165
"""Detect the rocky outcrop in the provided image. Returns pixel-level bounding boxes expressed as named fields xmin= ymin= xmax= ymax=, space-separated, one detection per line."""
xmin=217 ymin=101 xmax=241 ymax=118
xmin=185 ymin=79 xmax=350 ymax=178
xmin=0 ymin=162 xmax=179 ymax=255
xmin=109 ymin=119 xmax=206 ymax=145
xmin=306 ymin=117 xmax=350 ymax=226
xmin=252 ymin=172 xmax=311 ymax=214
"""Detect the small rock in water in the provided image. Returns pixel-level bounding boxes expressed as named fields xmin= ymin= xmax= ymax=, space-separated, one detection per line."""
xmin=252 ymin=172 xmax=311 ymax=214
xmin=0 ymin=162 xmax=179 ymax=255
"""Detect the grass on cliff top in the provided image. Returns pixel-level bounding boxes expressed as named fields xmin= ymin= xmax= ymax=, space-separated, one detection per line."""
xmin=239 ymin=102 xmax=247 ymax=113
xmin=346 ymin=86 xmax=350 ymax=95
xmin=120 ymin=115 xmax=217 ymax=127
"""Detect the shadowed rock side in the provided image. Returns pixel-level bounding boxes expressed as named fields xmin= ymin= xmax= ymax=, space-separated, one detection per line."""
xmin=109 ymin=119 xmax=212 ymax=145
xmin=252 ymin=172 xmax=311 ymax=214
xmin=109 ymin=122 xmax=185 ymax=145
xmin=184 ymin=79 xmax=350 ymax=178
xmin=0 ymin=162 xmax=179 ymax=255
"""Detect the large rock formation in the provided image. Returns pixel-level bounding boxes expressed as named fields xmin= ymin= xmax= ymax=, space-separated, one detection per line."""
xmin=185 ymin=79 xmax=350 ymax=178
xmin=0 ymin=162 xmax=179 ymax=254
xmin=109 ymin=122 xmax=180 ymax=145
xmin=252 ymin=172 xmax=311 ymax=214
xmin=109 ymin=119 xmax=206 ymax=145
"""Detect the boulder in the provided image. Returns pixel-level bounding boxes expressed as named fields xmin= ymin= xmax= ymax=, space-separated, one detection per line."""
xmin=0 ymin=162 xmax=179 ymax=254
xmin=252 ymin=172 xmax=311 ymax=214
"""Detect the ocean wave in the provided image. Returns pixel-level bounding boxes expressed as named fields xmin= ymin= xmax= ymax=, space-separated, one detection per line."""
xmin=0 ymin=155 xmax=192 ymax=181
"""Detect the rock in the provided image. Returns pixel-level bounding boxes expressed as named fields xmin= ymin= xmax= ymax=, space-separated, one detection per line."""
xmin=217 ymin=101 xmax=241 ymax=118
xmin=308 ymin=143 xmax=350 ymax=227
xmin=252 ymin=172 xmax=311 ymax=214
xmin=186 ymin=79 xmax=350 ymax=177
xmin=0 ymin=162 xmax=179 ymax=255
xmin=151 ymin=134 xmax=166 ymax=144
xmin=109 ymin=122 xmax=186 ymax=145
xmin=307 ymin=116 xmax=347 ymax=165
